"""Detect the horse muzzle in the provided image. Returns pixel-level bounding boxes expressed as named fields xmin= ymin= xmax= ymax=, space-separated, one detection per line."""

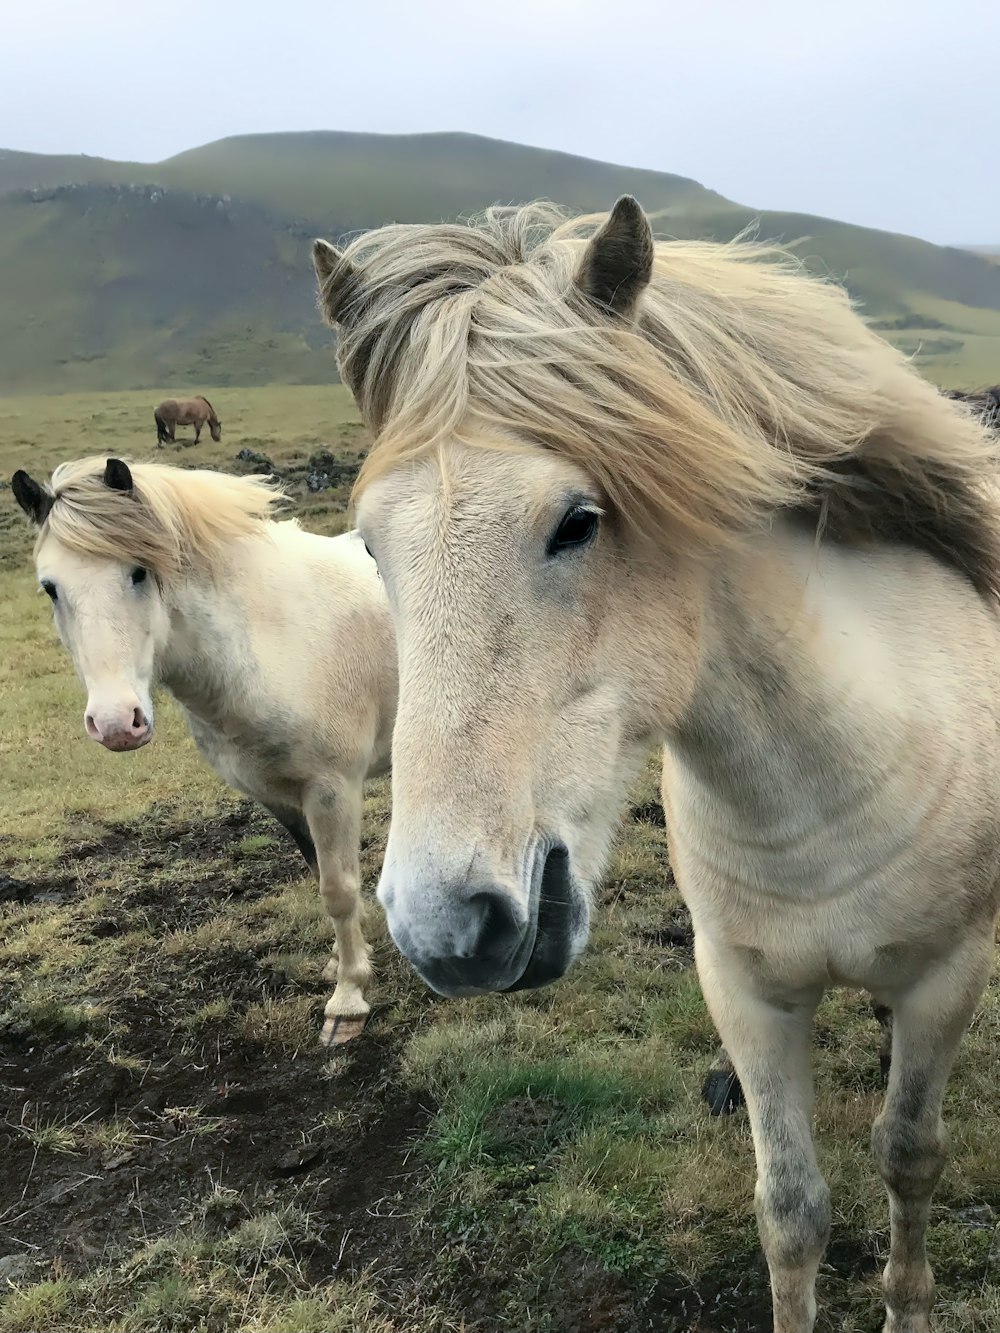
xmin=85 ymin=704 xmax=154 ymax=753
xmin=379 ymin=843 xmax=588 ymax=997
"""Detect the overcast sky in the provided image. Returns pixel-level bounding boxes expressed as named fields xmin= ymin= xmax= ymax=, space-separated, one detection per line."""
xmin=4 ymin=0 xmax=998 ymax=244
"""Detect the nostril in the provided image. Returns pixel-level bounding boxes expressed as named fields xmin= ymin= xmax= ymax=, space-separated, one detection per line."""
xmin=131 ymin=707 xmax=147 ymax=733
xmin=85 ymin=713 xmax=101 ymax=740
xmin=464 ymin=890 xmax=523 ymax=960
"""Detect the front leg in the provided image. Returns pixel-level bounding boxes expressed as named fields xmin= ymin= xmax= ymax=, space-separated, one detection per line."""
xmin=697 ymin=938 xmax=829 ymax=1333
xmin=303 ymin=778 xmax=372 ymax=1046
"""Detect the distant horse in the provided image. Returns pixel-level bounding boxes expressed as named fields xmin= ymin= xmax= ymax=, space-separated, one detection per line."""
xmin=154 ymin=396 xmax=222 ymax=446
xmin=11 ymin=457 xmax=396 ymax=1045
xmin=315 ymin=199 xmax=1000 ymax=1331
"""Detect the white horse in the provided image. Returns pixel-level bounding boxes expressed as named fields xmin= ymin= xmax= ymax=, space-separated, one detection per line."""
xmin=313 ymin=199 xmax=1000 ymax=1331
xmin=11 ymin=456 xmax=396 ymax=1044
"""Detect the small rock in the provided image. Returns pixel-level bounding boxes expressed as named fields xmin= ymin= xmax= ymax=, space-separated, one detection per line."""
xmin=305 ymin=448 xmax=359 ymax=493
xmin=0 ymin=1254 xmax=32 ymax=1284
xmin=953 ymin=1204 xmax=995 ymax=1228
xmin=276 ymin=1143 xmax=323 ymax=1177
xmin=234 ymin=448 xmax=275 ymax=473
xmin=0 ymin=876 xmax=33 ymax=905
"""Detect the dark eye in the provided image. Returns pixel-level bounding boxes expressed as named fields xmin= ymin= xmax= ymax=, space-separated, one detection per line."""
xmin=547 ymin=505 xmax=600 ymax=557
xmin=130 ymin=567 xmax=147 ymax=586
xmin=41 ymin=580 xmax=57 ymax=602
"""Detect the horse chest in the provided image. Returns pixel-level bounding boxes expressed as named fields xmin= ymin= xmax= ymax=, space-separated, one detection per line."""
xmin=184 ymin=710 xmax=301 ymax=809
xmin=664 ymin=784 xmax=967 ymax=992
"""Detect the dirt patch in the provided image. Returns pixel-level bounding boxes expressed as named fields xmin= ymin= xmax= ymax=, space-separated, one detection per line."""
xmin=0 ymin=801 xmax=435 ymax=1300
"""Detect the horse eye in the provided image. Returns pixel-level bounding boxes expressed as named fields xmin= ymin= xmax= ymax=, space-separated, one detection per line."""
xmin=547 ymin=505 xmax=600 ymax=556
xmin=41 ymin=580 xmax=57 ymax=602
xmin=130 ymin=567 xmax=148 ymax=586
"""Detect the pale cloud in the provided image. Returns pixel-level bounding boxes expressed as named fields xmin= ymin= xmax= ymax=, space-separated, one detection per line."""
xmin=3 ymin=0 xmax=997 ymax=243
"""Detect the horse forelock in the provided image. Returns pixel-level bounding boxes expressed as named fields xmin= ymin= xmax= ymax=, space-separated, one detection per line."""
xmin=39 ymin=457 xmax=284 ymax=577
xmin=348 ymin=201 xmax=1000 ymax=595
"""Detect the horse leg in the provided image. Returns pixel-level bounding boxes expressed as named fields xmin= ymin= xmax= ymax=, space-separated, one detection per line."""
xmin=871 ymin=937 xmax=992 ymax=1333
xmin=872 ymin=1001 xmax=894 ymax=1086
xmin=697 ymin=940 xmax=829 ymax=1333
xmin=303 ymin=777 xmax=372 ymax=1047
xmin=194 ymin=423 xmax=202 ymax=444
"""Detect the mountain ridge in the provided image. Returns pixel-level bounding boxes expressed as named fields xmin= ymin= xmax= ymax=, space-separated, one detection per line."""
xmin=1 ymin=130 xmax=997 ymax=392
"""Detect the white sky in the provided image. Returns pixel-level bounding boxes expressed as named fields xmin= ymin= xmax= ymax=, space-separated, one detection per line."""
xmin=4 ymin=0 xmax=998 ymax=244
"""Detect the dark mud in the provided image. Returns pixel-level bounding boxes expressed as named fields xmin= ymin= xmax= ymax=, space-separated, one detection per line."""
xmin=1 ymin=802 xmax=433 ymax=1296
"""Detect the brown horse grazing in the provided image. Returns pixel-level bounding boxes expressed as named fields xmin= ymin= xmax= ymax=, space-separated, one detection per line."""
xmin=154 ymin=396 xmax=222 ymax=447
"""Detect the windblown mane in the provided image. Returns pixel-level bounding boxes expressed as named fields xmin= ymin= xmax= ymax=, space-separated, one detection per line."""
xmin=338 ymin=202 xmax=1000 ymax=596
xmin=38 ymin=457 xmax=285 ymax=576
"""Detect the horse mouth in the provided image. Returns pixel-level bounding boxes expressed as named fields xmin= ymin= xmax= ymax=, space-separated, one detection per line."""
xmin=504 ymin=844 xmax=586 ymax=992
xmin=102 ymin=726 xmax=154 ymax=753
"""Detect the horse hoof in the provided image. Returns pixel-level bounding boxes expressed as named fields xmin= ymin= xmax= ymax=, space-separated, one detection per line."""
xmin=320 ymin=1014 xmax=368 ymax=1047
xmin=702 ymin=1067 xmax=745 ymax=1116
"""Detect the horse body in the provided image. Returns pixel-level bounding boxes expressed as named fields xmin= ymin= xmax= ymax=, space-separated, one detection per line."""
xmin=12 ymin=458 xmax=395 ymax=1043
xmin=667 ymin=524 xmax=1000 ymax=983
xmin=154 ymin=396 xmax=221 ymax=446
xmin=314 ymin=199 xmax=1000 ymax=1329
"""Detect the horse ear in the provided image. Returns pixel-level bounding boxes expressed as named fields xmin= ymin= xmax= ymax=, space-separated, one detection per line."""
xmin=576 ymin=195 xmax=654 ymax=316
xmin=313 ymin=238 xmax=361 ymax=327
xmin=11 ymin=470 xmax=54 ymax=525
xmin=104 ymin=458 xmax=133 ymax=492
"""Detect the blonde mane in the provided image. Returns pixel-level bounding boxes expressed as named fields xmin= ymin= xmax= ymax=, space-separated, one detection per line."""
xmin=339 ymin=202 xmax=1000 ymax=595
xmin=38 ymin=457 xmax=286 ymax=576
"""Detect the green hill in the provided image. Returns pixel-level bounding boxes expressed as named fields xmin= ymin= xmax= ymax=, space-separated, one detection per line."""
xmin=1 ymin=131 xmax=998 ymax=392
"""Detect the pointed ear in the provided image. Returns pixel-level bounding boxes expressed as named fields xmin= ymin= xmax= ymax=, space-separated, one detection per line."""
xmin=11 ymin=470 xmax=54 ymax=525
xmin=313 ymin=238 xmax=361 ymax=327
xmin=576 ymin=195 xmax=654 ymax=316
xmin=104 ymin=458 xmax=133 ymax=492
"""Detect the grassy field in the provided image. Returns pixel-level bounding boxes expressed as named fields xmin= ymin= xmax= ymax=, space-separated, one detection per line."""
xmin=1 ymin=386 xmax=999 ymax=1332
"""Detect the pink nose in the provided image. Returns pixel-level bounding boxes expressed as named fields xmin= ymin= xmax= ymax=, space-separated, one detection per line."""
xmin=85 ymin=706 xmax=152 ymax=752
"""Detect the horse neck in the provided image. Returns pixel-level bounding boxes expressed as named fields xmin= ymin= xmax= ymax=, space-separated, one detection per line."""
xmin=665 ymin=523 xmax=898 ymax=835
xmin=157 ymin=553 xmax=252 ymax=721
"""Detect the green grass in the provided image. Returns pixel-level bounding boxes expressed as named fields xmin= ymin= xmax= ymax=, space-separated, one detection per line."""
xmin=1 ymin=388 xmax=999 ymax=1331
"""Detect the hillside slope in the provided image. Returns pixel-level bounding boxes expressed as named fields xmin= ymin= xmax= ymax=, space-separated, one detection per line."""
xmin=0 ymin=185 xmax=337 ymax=391
xmin=1 ymin=132 xmax=998 ymax=391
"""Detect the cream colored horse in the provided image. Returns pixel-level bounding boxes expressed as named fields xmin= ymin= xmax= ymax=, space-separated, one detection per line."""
xmin=313 ymin=199 xmax=1000 ymax=1332
xmin=11 ymin=457 xmax=396 ymax=1044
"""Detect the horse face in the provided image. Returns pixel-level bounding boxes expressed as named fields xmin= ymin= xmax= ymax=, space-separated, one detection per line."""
xmin=357 ymin=443 xmax=690 ymax=998
xmin=210 ymin=421 xmax=222 ymax=442
xmin=34 ymin=535 xmax=169 ymax=751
